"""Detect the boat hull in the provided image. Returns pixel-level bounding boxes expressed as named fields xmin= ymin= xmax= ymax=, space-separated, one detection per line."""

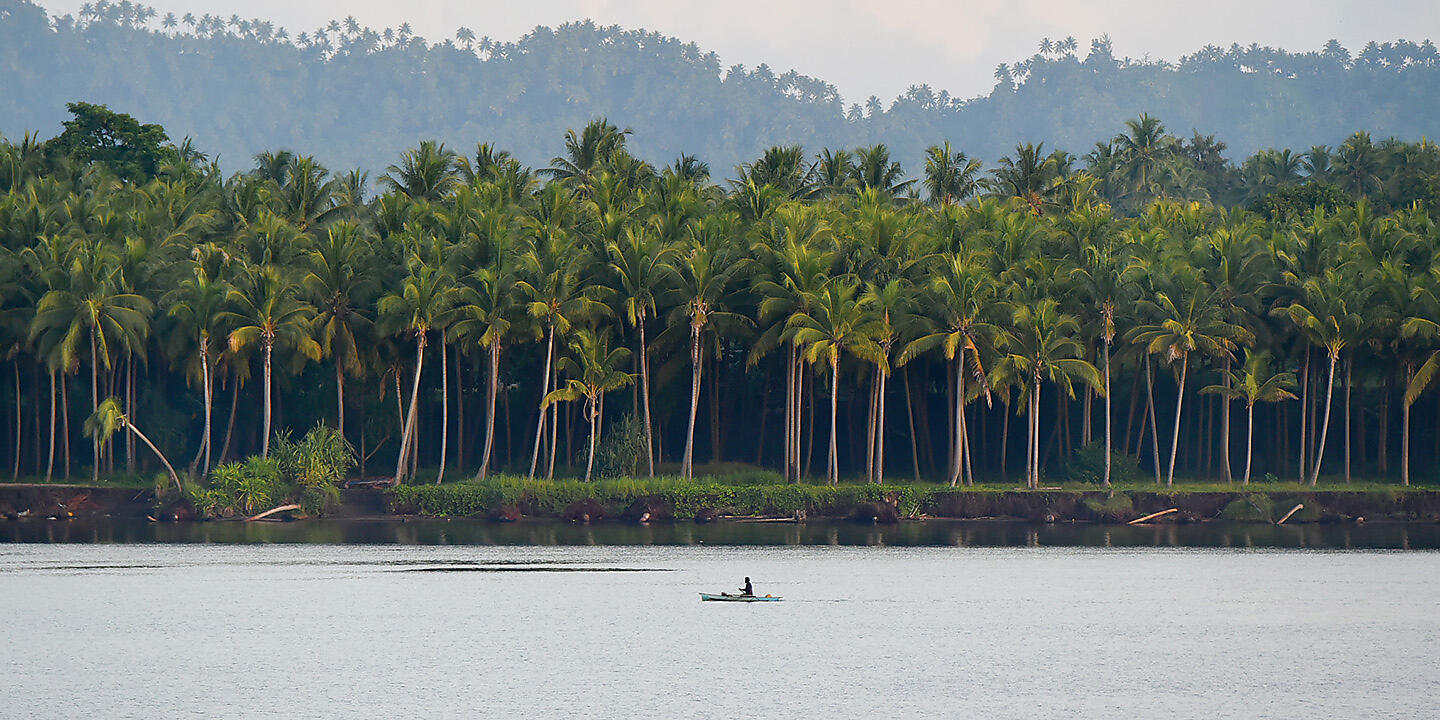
xmin=700 ymin=593 xmax=782 ymax=602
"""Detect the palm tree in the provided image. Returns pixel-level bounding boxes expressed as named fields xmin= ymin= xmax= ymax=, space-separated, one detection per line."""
xmin=787 ymin=280 xmax=883 ymax=485
xmin=381 ymin=141 xmax=459 ymax=202
xmin=1000 ymin=299 xmax=1102 ymax=488
xmin=1202 ymin=351 xmax=1297 ymax=484
xmin=862 ymin=279 xmax=909 ymax=483
xmin=303 ymin=221 xmax=375 ymax=442
xmin=667 ymin=235 xmax=748 ymax=480
xmin=453 ymin=264 xmax=525 ymax=479
xmin=924 ymin=142 xmax=983 ymax=206
xmin=84 ymin=398 xmax=181 ymax=493
xmin=378 ymin=256 xmax=456 ymax=483
xmin=542 ymin=329 xmax=633 ymax=481
xmin=164 ymin=246 xmax=231 ymax=476
xmin=900 ymin=254 xmax=1000 ymax=486
xmin=224 ymin=266 xmax=320 ymax=458
xmin=30 ymin=253 xmax=153 ymax=482
xmin=607 ymin=224 xmax=677 ymax=476
xmin=1282 ymin=271 xmax=1367 ymax=485
xmin=1129 ymin=283 xmax=1244 ymax=485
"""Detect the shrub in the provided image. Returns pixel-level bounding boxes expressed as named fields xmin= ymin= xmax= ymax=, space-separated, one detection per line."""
xmin=1063 ymin=441 xmax=1142 ymax=485
xmin=1222 ymin=494 xmax=1275 ymax=522
xmin=196 ymin=425 xmax=354 ymax=518
xmin=596 ymin=414 xmax=646 ymax=478
xmin=1082 ymin=493 xmax=1134 ymax=521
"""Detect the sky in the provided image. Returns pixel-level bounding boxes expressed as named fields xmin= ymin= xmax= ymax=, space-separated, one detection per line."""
xmin=40 ymin=0 xmax=1440 ymax=102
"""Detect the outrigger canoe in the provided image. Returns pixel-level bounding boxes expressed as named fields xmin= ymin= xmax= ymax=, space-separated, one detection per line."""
xmin=700 ymin=593 xmax=782 ymax=602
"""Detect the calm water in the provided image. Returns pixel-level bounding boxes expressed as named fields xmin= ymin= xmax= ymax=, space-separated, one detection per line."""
xmin=2 ymin=521 xmax=1437 ymax=718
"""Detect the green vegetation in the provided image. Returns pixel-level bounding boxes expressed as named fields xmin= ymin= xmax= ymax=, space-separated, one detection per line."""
xmin=190 ymin=425 xmax=353 ymax=517
xmin=3 ymin=2 xmax=1440 ymax=177
xmin=7 ymin=98 xmax=1440 ymax=503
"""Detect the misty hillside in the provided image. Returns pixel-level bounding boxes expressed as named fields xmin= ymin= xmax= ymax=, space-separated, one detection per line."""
xmin=2 ymin=0 xmax=1439 ymax=176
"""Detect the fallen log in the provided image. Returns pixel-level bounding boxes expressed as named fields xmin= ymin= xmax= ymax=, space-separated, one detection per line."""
xmin=1128 ymin=508 xmax=1178 ymax=525
xmin=247 ymin=504 xmax=301 ymax=522
xmin=1276 ymin=503 xmax=1305 ymax=525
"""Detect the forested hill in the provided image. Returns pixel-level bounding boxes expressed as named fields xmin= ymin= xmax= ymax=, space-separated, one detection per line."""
xmin=2 ymin=0 xmax=1439 ymax=176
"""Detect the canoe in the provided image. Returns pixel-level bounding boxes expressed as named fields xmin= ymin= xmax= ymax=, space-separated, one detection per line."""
xmin=700 ymin=593 xmax=782 ymax=602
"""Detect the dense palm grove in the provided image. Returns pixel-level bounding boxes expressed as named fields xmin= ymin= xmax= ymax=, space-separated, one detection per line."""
xmin=5 ymin=0 xmax=1440 ymax=175
xmin=5 ymin=103 xmax=1440 ymax=492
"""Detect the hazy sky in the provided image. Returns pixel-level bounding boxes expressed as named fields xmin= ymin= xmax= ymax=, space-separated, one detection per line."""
xmin=40 ymin=0 xmax=1440 ymax=101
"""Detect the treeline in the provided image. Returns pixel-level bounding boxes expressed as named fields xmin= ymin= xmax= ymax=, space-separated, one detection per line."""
xmin=3 ymin=0 xmax=1440 ymax=174
xmin=5 ymin=102 xmax=1440 ymax=490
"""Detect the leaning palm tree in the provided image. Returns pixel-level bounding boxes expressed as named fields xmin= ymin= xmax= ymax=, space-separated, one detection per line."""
xmin=1202 ymin=351 xmax=1297 ymax=484
xmin=224 ymin=265 xmax=320 ymax=458
xmin=542 ymin=329 xmax=634 ymax=481
xmin=999 ymin=299 xmax=1102 ymax=489
xmin=84 ymin=398 xmax=181 ymax=494
xmin=787 ymin=280 xmax=884 ymax=485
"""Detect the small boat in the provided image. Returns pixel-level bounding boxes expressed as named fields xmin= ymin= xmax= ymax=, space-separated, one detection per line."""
xmin=700 ymin=593 xmax=782 ymax=602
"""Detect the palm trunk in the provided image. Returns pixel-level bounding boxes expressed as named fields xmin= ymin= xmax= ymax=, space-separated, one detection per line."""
xmin=1144 ymin=354 xmax=1161 ymax=485
xmin=828 ymin=354 xmax=839 ymax=486
xmin=904 ymin=367 xmax=920 ymax=482
xmin=583 ymin=398 xmax=598 ymax=482
xmin=261 ymin=338 xmax=274 ymax=458
xmin=91 ymin=328 xmax=100 ymax=482
xmin=528 ymin=326 xmax=555 ymax=478
xmin=1310 ymin=349 xmax=1338 ymax=486
xmin=11 ymin=361 xmax=20 ymax=480
xmin=45 ymin=369 xmax=56 ymax=482
xmin=335 ymin=355 xmax=346 ymax=442
xmin=638 ymin=315 xmax=655 ymax=477
xmin=478 ymin=343 xmax=500 ymax=479
xmin=1166 ymin=355 xmax=1188 ymax=486
xmin=1243 ymin=402 xmax=1255 ymax=485
xmin=190 ymin=338 xmax=212 ymax=476
xmin=128 ymin=422 xmax=181 ymax=494
xmin=865 ymin=373 xmax=877 ymax=483
xmin=1299 ymin=351 xmax=1309 ymax=483
xmin=869 ymin=365 xmax=881 ymax=483
xmin=1102 ymin=340 xmax=1112 ymax=487
xmin=395 ymin=331 xmax=426 ymax=482
xmin=436 ymin=338 xmax=449 ymax=485
xmin=1344 ymin=357 xmax=1352 ymax=485
xmin=784 ymin=347 xmax=795 ymax=481
xmin=1402 ymin=364 xmax=1413 ymax=486
xmin=125 ymin=356 xmax=135 ymax=473
xmin=1220 ymin=354 xmax=1232 ymax=483
xmin=218 ymin=376 xmax=239 ymax=465
xmin=950 ymin=356 xmax=965 ymax=487
xmin=1031 ymin=377 xmax=1042 ymax=488
xmin=682 ymin=326 xmax=702 ymax=480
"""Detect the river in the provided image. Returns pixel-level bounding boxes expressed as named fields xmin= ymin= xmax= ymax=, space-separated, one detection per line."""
xmin=1 ymin=519 xmax=1436 ymax=718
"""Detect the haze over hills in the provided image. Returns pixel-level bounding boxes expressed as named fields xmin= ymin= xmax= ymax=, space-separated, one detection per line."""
xmin=2 ymin=0 xmax=1439 ymax=177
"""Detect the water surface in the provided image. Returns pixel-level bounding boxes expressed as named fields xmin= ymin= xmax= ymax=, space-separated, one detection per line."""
xmin=0 ymin=523 xmax=1435 ymax=718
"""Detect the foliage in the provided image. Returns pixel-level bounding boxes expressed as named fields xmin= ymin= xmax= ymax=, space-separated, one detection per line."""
xmin=197 ymin=426 xmax=351 ymax=517
xmin=1252 ymin=182 xmax=1351 ymax=221
xmin=595 ymin=413 xmax=646 ymax=478
xmin=1221 ymin=494 xmax=1276 ymax=522
xmin=47 ymin=102 xmax=170 ymax=181
xmin=1063 ymin=442 xmax=1142 ymax=485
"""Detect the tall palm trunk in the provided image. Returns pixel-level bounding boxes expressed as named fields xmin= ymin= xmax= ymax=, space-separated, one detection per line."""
xmin=869 ymin=365 xmax=881 ymax=483
xmin=1310 ymin=348 xmax=1338 ymax=486
xmin=584 ymin=397 xmax=598 ymax=482
xmin=189 ymin=338 xmax=213 ymax=477
xmin=436 ymin=338 xmax=449 ymax=485
xmin=1030 ymin=376 xmax=1042 ymax=488
xmin=261 ymin=337 xmax=274 ymax=458
xmin=1243 ymin=401 xmax=1256 ymax=485
xmin=11 ymin=361 xmax=20 ymax=480
xmin=950 ymin=356 xmax=965 ymax=487
xmin=335 ymin=356 xmax=346 ymax=442
xmin=904 ymin=367 xmax=920 ymax=482
xmin=218 ymin=376 xmax=239 ymax=465
xmin=638 ymin=315 xmax=655 ymax=477
xmin=1102 ymin=340 xmax=1112 ymax=487
xmin=828 ymin=354 xmax=840 ymax=486
xmin=1402 ymin=364 xmax=1413 ymax=486
xmin=865 ymin=374 xmax=877 ymax=482
xmin=528 ymin=326 xmax=555 ymax=478
xmin=682 ymin=325 xmax=703 ymax=480
xmin=1298 ymin=351 xmax=1309 ymax=483
xmin=1219 ymin=354 xmax=1232 ymax=483
xmin=395 ymin=330 xmax=426 ymax=482
xmin=45 ymin=369 xmax=56 ymax=482
xmin=1144 ymin=354 xmax=1161 ymax=485
xmin=91 ymin=329 xmax=100 ymax=482
xmin=478 ymin=343 xmax=500 ymax=479
xmin=1166 ymin=355 xmax=1189 ymax=486
xmin=1344 ymin=357 xmax=1352 ymax=484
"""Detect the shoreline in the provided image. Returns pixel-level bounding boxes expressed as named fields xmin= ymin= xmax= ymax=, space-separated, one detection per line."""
xmin=3 ymin=482 xmax=1438 ymax=526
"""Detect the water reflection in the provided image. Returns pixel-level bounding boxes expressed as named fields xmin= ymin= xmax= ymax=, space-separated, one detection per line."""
xmin=3 ymin=518 xmax=1438 ymax=548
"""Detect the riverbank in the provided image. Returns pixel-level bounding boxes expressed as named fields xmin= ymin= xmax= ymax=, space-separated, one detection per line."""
xmin=4 ymin=477 xmax=1439 ymax=525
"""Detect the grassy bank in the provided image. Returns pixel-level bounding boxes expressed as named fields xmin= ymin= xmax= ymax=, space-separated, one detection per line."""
xmin=386 ymin=474 xmax=1440 ymax=523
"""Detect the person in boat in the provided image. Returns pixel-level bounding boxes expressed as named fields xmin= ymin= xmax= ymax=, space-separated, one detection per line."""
xmin=740 ymin=577 xmax=754 ymax=597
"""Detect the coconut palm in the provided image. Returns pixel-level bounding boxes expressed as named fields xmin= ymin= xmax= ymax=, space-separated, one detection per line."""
xmin=607 ymin=224 xmax=677 ymax=476
xmin=377 ymin=256 xmax=457 ymax=483
xmin=1282 ymin=270 xmax=1368 ymax=485
xmin=164 ymin=246 xmax=231 ymax=476
xmin=452 ymin=263 xmax=526 ymax=480
xmin=224 ymin=265 xmax=320 ymax=458
xmin=381 ymin=140 xmax=459 ymax=202
xmin=84 ymin=397 xmax=181 ymax=493
xmin=924 ymin=142 xmax=983 ymax=206
xmin=787 ymin=280 xmax=884 ymax=485
xmin=303 ymin=221 xmax=375 ymax=442
xmin=542 ymin=329 xmax=634 ymax=481
xmin=1202 ymin=351 xmax=1297 ymax=484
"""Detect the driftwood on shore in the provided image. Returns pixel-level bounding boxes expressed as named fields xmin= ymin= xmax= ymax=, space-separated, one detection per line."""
xmin=1276 ymin=504 xmax=1305 ymax=525
xmin=247 ymin=504 xmax=301 ymax=521
xmin=1128 ymin=508 xmax=1178 ymax=525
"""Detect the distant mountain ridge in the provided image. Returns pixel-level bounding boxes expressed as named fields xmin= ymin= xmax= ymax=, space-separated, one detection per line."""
xmin=1 ymin=0 xmax=1438 ymax=176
